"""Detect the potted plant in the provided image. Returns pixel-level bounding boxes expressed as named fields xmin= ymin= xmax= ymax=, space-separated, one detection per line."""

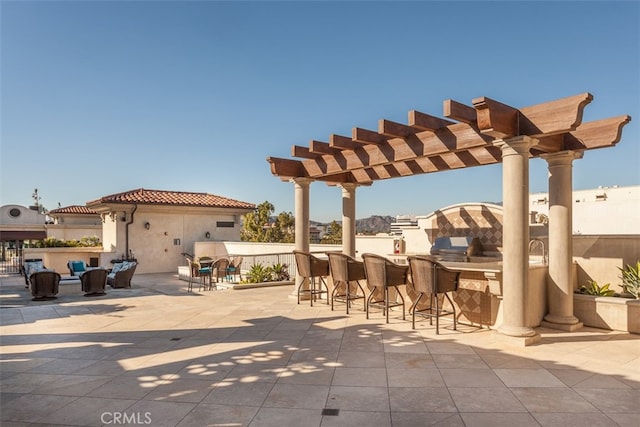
xmin=573 ymin=271 xmax=640 ymax=334
xmin=619 ymin=260 xmax=640 ymax=299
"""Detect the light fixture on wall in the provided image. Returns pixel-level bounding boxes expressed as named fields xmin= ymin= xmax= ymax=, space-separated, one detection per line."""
xmin=144 ymin=222 xmax=151 ymax=230
xmin=205 ymin=231 xmax=211 ymax=239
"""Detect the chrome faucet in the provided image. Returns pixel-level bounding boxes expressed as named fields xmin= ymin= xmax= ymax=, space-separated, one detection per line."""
xmin=528 ymin=238 xmax=547 ymax=264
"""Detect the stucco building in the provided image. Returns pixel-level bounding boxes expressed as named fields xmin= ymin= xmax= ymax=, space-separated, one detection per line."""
xmin=85 ymin=188 xmax=255 ymax=274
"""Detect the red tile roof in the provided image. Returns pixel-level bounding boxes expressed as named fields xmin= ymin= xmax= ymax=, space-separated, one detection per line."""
xmin=86 ymin=188 xmax=255 ymax=210
xmin=48 ymin=205 xmax=98 ymax=215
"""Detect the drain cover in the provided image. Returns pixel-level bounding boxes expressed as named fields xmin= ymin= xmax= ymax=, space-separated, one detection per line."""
xmin=321 ymin=409 xmax=339 ymax=416
xmin=170 ymin=338 xmax=181 ymax=341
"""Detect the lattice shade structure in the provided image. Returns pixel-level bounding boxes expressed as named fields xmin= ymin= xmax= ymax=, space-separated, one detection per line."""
xmin=267 ymin=93 xmax=631 ymax=184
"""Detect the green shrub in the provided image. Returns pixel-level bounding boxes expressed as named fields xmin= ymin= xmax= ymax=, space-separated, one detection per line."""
xmin=268 ymin=263 xmax=290 ymax=281
xmin=578 ymin=280 xmax=616 ymax=297
xmin=619 ymin=260 xmax=640 ymax=299
xmin=242 ymin=262 xmax=291 ymax=283
xmin=244 ymin=263 xmax=272 ymax=283
xmin=33 ymin=236 xmax=101 ymax=248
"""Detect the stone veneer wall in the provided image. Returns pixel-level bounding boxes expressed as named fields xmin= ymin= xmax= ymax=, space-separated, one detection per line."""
xmin=425 ymin=203 xmax=504 ymax=254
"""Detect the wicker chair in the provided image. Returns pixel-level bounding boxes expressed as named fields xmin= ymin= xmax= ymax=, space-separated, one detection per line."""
xmin=227 ymin=256 xmax=243 ymax=282
xmin=29 ymin=271 xmax=60 ymax=301
xmin=362 ymin=253 xmax=407 ymax=323
xmin=211 ymin=258 xmax=230 ymax=287
xmin=327 ymin=252 xmax=366 ymax=314
xmin=107 ymin=262 xmax=137 ymax=288
xmin=293 ymin=250 xmax=329 ymax=306
xmin=407 ymin=255 xmax=459 ymax=333
xmin=80 ymin=268 xmax=108 ymax=297
xmin=186 ymin=258 xmax=211 ymax=292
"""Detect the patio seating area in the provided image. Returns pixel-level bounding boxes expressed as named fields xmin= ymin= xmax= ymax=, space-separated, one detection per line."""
xmin=0 ymin=272 xmax=638 ymax=426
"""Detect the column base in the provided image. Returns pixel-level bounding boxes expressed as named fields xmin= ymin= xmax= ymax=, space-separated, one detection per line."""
xmin=497 ymin=324 xmax=537 ymax=337
xmin=540 ymin=320 xmax=584 ymax=332
xmin=493 ymin=330 xmax=541 ymax=347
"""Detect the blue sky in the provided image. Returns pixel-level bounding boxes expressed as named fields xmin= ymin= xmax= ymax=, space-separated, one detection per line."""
xmin=2 ymin=1 xmax=638 ymax=222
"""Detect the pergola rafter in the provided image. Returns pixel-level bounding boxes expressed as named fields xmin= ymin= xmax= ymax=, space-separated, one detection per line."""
xmin=267 ymin=93 xmax=631 ymax=184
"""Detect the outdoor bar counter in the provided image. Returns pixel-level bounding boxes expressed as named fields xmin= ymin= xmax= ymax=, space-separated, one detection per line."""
xmin=389 ymin=255 xmax=549 ymax=329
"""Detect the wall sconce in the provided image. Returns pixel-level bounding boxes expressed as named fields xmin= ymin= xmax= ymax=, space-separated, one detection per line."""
xmin=205 ymin=231 xmax=211 ymax=239
xmin=144 ymin=222 xmax=151 ymax=230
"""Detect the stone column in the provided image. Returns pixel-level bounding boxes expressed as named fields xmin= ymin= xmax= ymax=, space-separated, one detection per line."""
xmin=291 ymin=178 xmax=312 ymax=298
xmin=541 ymin=151 xmax=583 ymax=331
xmin=494 ymin=136 xmax=539 ymax=344
xmin=339 ymin=183 xmax=357 ymax=257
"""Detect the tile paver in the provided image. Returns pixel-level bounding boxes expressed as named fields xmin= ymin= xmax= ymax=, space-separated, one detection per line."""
xmin=1 ymin=272 xmax=638 ymax=426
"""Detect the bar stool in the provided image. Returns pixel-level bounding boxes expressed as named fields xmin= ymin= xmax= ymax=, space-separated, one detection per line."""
xmin=327 ymin=252 xmax=366 ymax=314
xmin=407 ymin=255 xmax=459 ymax=333
xmin=362 ymin=253 xmax=407 ymax=323
xmin=293 ymin=250 xmax=329 ymax=306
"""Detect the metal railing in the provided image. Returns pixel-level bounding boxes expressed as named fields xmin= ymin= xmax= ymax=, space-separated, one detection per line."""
xmin=227 ymin=250 xmax=329 ymax=278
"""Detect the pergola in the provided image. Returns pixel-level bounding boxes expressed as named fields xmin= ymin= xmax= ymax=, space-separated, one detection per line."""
xmin=267 ymin=92 xmax=631 ymax=345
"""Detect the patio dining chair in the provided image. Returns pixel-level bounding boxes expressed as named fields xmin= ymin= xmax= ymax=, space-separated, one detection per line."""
xmin=407 ymin=255 xmax=459 ymax=333
xmin=211 ymin=258 xmax=230 ymax=288
xmin=227 ymin=256 xmax=243 ymax=282
xmin=186 ymin=258 xmax=211 ymax=292
xmin=362 ymin=253 xmax=407 ymax=323
xmin=327 ymin=252 xmax=366 ymax=314
xmin=293 ymin=250 xmax=329 ymax=306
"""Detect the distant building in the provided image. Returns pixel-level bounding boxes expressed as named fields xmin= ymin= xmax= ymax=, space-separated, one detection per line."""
xmin=85 ymin=188 xmax=255 ymax=273
xmin=47 ymin=205 xmax=102 ymax=242
xmin=529 ymin=185 xmax=639 ymax=235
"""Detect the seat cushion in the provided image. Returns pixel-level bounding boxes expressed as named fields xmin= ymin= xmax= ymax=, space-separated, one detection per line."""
xmin=71 ymin=261 xmax=86 ymax=274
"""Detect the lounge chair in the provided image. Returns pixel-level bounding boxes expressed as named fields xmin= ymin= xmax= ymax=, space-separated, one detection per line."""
xmin=81 ymin=268 xmax=108 ymax=296
xmin=29 ymin=271 xmax=61 ymax=301
xmin=107 ymin=261 xmax=137 ymax=288
xmin=68 ymin=260 xmax=89 ymax=277
xmin=22 ymin=259 xmax=46 ymax=286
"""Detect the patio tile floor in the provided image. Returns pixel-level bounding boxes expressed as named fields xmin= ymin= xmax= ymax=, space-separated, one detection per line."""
xmin=1 ymin=273 xmax=638 ymax=426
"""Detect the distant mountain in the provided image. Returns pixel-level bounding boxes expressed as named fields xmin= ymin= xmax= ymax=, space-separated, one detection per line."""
xmin=311 ymin=215 xmax=394 ymax=235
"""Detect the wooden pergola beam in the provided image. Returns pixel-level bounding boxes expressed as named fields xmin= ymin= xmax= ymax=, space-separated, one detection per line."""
xmin=269 ymin=94 xmax=630 ymax=185
xmin=267 ymin=157 xmax=307 ymax=178
xmin=409 ymin=110 xmax=455 ymax=131
xmin=564 ymin=115 xmax=631 ymax=150
xmin=352 ymin=127 xmax=388 ymax=145
xmin=379 ymin=119 xmax=415 ymax=138
xmin=444 ymin=99 xmax=477 ymax=124
xmin=473 ymin=96 xmax=519 ymax=139
xmin=518 ymin=92 xmax=593 ymax=136
xmin=330 ymin=134 xmax=361 ymax=150
xmin=309 ymin=140 xmax=342 ymax=155
xmin=291 ymin=145 xmax=322 ymax=159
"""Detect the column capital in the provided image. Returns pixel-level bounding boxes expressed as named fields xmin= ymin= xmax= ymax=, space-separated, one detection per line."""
xmin=541 ymin=150 xmax=584 ymax=166
xmin=289 ymin=177 xmax=313 ymax=187
xmin=493 ymin=135 xmax=538 ymax=156
xmin=337 ymin=182 xmax=359 ymax=191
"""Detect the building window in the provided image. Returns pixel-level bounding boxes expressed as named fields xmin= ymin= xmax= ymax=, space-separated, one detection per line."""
xmin=216 ymin=221 xmax=234 ymax=228
xmin=8 ymin=208 xmax=21 ymax=218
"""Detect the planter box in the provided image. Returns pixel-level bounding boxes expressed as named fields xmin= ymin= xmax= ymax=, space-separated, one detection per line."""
xmin=574 ymin=293 xmax=640 ymax=334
